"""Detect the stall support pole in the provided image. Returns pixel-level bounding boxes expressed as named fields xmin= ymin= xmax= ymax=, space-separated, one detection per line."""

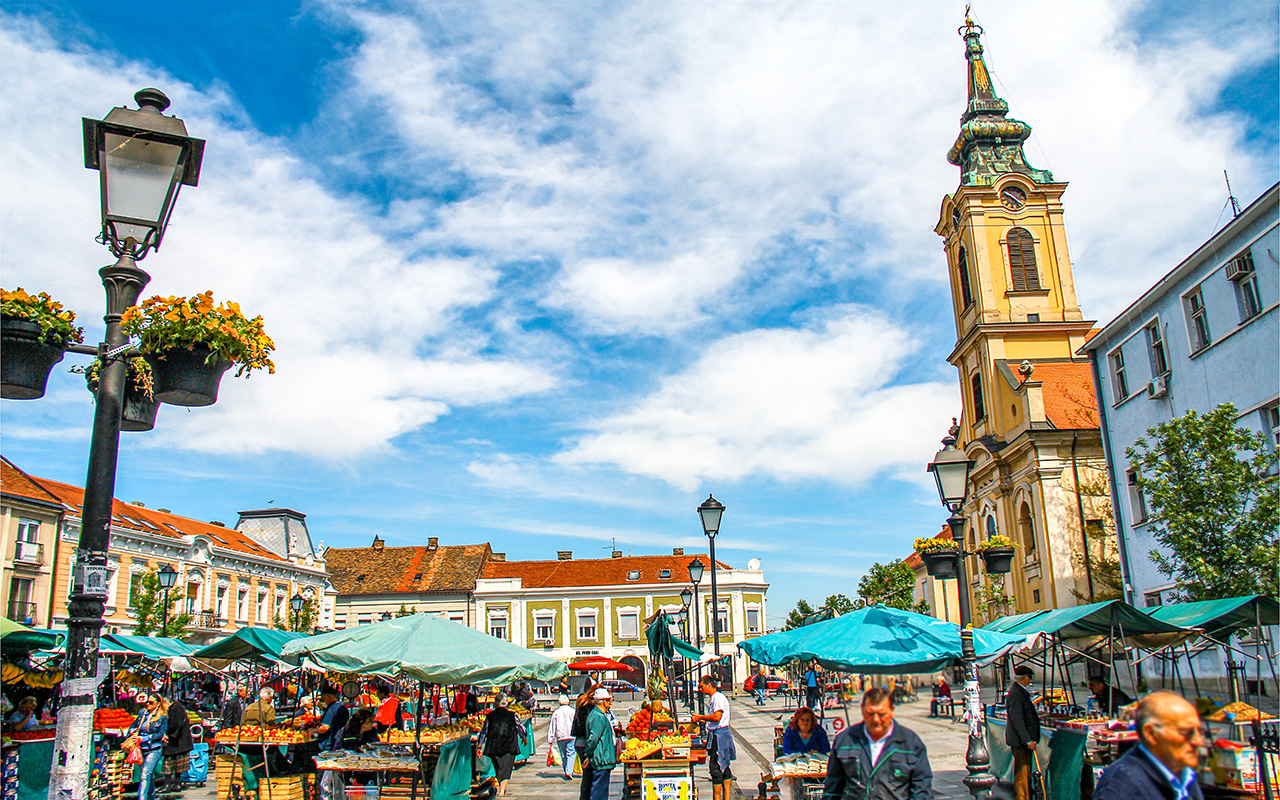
xmin=949 ymin=510 xmax=996 ymax=800
xmin=1183 ymin=643 xmax=1202 ymax=698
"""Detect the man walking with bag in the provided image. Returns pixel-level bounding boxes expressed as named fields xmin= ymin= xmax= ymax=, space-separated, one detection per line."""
xmin=548 ymin=695 xmax=576 ymax=780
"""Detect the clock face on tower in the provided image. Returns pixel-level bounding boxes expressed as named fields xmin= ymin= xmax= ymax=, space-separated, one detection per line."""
xmin=1000 ymin=186 xmax=1026 ymax=211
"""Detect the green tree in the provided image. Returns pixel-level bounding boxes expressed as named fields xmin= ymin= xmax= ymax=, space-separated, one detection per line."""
xmin=395 ymin=603 xmax=417 ymax=618
xmin=130 ymin=570 xmax=192 ymax=639
xmin=855 ymin=561 xmax=930 ymax=614
xmin=821 ymin=594 xmax=856 ymax=616
xmin=273 ymin=597 xmax=317 ymax=632
xmin=783 ymin=599 xmax=816 ymax=630
xmin=1127 ymin=404 xmax=1279 ymax=601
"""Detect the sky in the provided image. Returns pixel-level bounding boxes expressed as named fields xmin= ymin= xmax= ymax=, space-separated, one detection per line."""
xmin=1 ymin=0 xmax=1276 ymax=628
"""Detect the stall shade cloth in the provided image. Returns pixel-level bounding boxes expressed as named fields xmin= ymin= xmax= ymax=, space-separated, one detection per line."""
xmin=1144 ymin=595 xmax=1280 ymax=638
xmin=1 ymin=618 xmax=63 ymax=656
xmin=737 ymin=605 xmax=1032 ymax=674
xmin=279 ymin=613 xmax=569 ymax=686
xmin=568 ymin=656 xmax=631 ymax=671
xmin=982 ymin=599 xmax=1192 ymax=649
xmin=646 ymin=614 xmax=704 ymax=662
xmin=101 ymin=635 xmax=198 ymax=659
xmin=192 ymin=628 xmax=310 ymax=661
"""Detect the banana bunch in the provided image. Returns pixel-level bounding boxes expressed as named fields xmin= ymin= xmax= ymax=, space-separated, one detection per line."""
xmin=22 ymin=669 xmax=63 ymax=688
xmin=2 ymin=663 xmax=26 ymax=684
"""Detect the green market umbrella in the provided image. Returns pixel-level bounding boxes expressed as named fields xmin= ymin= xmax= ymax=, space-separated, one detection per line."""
xmin=1 ymin=618 xmax=62 ymax=658
xmin=737 ymin=604 xmax=1032 ymax=674
xmin=1144 ymin=595 xmax=1279 ymax=639
xmin=646 ymin=613 xmax=704 ymax=662
xmin=101 ymin=634 xmax=198 ymax=659
xmin=279 ymin=613 xmax=569 ymax=686
xmin=193 ymin=628 xmax=310 ymax=662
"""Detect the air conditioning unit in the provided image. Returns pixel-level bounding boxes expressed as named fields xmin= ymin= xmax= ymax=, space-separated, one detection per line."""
xmin=1225 ymin=253 xmax=1255 ymax=282
xmin=1148 ymin=375 xmax=1169 ymax=398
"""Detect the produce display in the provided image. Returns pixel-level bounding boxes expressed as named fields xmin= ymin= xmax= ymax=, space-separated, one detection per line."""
xmin=1 ymin=663 xmax=63 ymax=688
xmin=619 ymin=734 xmax=690 ymax=761
xmin=214 ymin=725 xmax=310 ymax=744
xmin=6 ymin=729 xmax=55 ymax=742
xmin=313 ymin=752 xmax=419 ymax=772
xmin=769 ymin=753 xmax=827 ymax=778
xmin=380 ymin=723 xmax=471 ymax=745
xmin=625 ymin=704 xmax=672 ymax=740
xmin=1208 ymin=702 xmax=1276 ymax=723
xmin=93 ymin=709 xmax=136 ymax=731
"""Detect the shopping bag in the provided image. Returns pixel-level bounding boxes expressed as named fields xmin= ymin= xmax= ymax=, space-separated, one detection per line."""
xmin=547 ymin=747 xmax=561 ymax=767
xmin=572 ymin=754 xmax=583 ymax=776
xmin=125 ymin=746 xmax=143 ymax=765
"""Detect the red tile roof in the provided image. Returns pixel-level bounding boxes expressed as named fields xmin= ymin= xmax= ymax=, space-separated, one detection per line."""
xmin=0 ymin=458 xmax=63 ymax=507
xmin=483 ymin=554 xmax=730 ymax=589
xmin=1035 ymin=361 xmax=1100 ymax=430
xmin=325 ymin=543 xmax=491 ymax=595
xmin=10 ymin=468 xmax=286 ymax=562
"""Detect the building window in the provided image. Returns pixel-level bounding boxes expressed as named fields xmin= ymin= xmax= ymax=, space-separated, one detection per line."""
xmin=745 ymin=606 xmax=761 ymax=633
xmin=488 ymin=611 xmax=508 ymax=640
xmin=237 ymin=589 xmax=248 ymax=620
xmin=1007 ymin=228 xmax=1040 ymax=291
xmin=714 ymin=604 xmax=729 ymax=636
xmin=576 ymin=610 xmax=598 ymax=640
xmin=971 ymin=372 xmax=986 ymax=423
xmin=256 ymin=590 xmax=268 ymax=622
xmin=1186 ymin=287 xmax=1211 ymax=351
xmin=8 ymin=577 xmax=35 ymax=623
xmin=1027 ymin=313 xmax=1040 ymax=322
xmin=335 ymin=614 xmax=346 ymax=628
xmin=1127 ymin=469 xmax=1148 ymax=523
xmin=1146 ymin=323 xmax=1168 ymax=377
xmin=216 ymin=585 xmax=228 ymax=619
xmin=128 ymin=573 xmax=144 ymax=608
xmin=1263 ymin=404 xmax=1280 ymax=449
xmin=1144 ymin=590 xmax=1163 ymax=608
xmin=1018 ymin=502 xmax=1036 ymax=555
xmin=1032 ymin=589 xmax=1041 ymax=604
xmin=626 ymin=570 xmax=640 ymax=581
xmin=957 ymin=246 xmax=974 ymax=309
xmin=617 ymin=610 xmax=640 ymax=639
xmin=1109 ymin=348 xmax=1129 ymax=403
xmin=533 ymin=613 xmax=555 ymax=641
xmin=1237 ymin=274 xmax=1263 ymax=320
xmin=358 ymin=613 xmax=372 ymax=626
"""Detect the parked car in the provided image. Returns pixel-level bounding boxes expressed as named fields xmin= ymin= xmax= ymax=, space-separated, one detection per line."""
xmin=599 ymin=679 xmax=643 ymax=695
xmin=744 ymin=674 xmax=789 ymax=693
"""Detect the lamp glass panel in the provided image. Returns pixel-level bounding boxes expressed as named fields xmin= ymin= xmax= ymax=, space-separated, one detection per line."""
xmin=698 ymin=506 xmax=723 ymax=534
xmin=688 ymin=559 xmax=705 ymax=584
xmin=102 ymin=133 xmax=182 ymax=227
xmin=933 ymin=460 xmax=969 ymax=506
xmin=157 ymin=565 xmax=177 ymax=589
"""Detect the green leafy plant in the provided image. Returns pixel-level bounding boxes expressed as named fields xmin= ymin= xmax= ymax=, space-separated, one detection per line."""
xmin=976 ymin=535 xmax=1016 ymax=550
xmin=1 ymin=287 xmax=84 ymax=345
xmin=121 ymin=291 xmax=275 ymax=376
xmin=129 ymin=569 xmax=192 ymax=639
xmin=855 ymin=560 xmax=930 ymax=614
xmin=75 ymin=357 xmax=155 ymax=400
xmin=914 ymin=536 xmax=959 ymax=553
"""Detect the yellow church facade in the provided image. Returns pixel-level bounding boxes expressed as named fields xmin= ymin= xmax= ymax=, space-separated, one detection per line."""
xmin=911 ymin=17 xmax=1117 ymax=622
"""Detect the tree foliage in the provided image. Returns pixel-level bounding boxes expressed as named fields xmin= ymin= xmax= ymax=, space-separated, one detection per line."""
xmin=130 ymin=569 xmax=192 ymax=639
xmin=782 ymin=594 xmax=862 ymax=630
xmin=1126 ymin=404 xmax=1279 ymax=601
xmin=855 ymin=561 xmax=930 ymax=614
xmin=273 ymin=597 xmax=317 ymax=633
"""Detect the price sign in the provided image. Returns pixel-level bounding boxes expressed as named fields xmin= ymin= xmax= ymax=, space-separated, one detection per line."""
xmin=644 ymin=776 xmax=691 ymax=800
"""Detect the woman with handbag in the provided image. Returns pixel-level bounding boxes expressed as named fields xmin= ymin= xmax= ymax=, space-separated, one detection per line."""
xmin=124 ymin=694 xmax=168 ymax=800
xmin=479 ymin=696 xmax=521 ymax=797
xmin=161 ymin=695 xmax=194 ymax=789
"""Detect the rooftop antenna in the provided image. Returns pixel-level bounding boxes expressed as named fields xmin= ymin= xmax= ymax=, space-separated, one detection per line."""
xmin=1225 ymin=170 xmax=1241 ymax=218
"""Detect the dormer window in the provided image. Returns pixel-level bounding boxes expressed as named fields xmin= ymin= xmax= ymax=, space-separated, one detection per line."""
xmin=658 ymin=569 xmax=672 ymax=579
xmin=356 ymin=574 xmax=366 ymax=582
xmin=626 ymin=570 xmax=640 ymax=581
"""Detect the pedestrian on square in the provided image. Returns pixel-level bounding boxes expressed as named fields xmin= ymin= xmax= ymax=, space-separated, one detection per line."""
xmin=581 ymin=689 xmax=617 ymax=800
xmin=548 ymin=695 xmax=577 ymax=780
xmin=1094 ymin=692 xmax=1204 ymax=800
xmin=480 ymin=695 xmax=522 ymax=797
xmin=160 ymin=694 xmax=194 ymax=788
xmin=571 ymin=686 xmax=599 ymax=800
xmin=928 ymin=676 xmax=952 ymax=718
xmin=692 ymin=675 xmax=736 ymax=800
xmin=220 ymin=685 xmax=247 ymax=730
xmin=124 ymin=693 xmax=168 ymax=800
xmin=782 ymin=707 xmax=830 ymax=755
xmin=1006 ymin=666 xmax=1041 ymax=800
xmin=804 ymin=663 xmax=822 ymax=710
xmin=823 ymin=688 xmax=932 ymax=800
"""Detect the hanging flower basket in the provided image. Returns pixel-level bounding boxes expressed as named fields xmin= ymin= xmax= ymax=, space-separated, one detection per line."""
xmin=80 ymin=357 xmax=160 ymax=431
xmin=977 ymin=536 xmax=1017 ymax=574
xmin=1 ymin=289 xmax=84 ymax=400
xmin=920 ymin=548 xmax=960 ymax=579
xmin=121 ymin=292 xmax=274 ymax=408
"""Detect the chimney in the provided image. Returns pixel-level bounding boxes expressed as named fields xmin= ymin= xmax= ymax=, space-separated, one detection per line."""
xmin=157 ymin=508 xmax=171 ymax=514
xmin=372 ymin=536 xmax=385 ymax=550
xmin=557 ymin=551 xmax=573 ymax=561
xmin=427 ymin=537 xmax=439 ymax=550
xmin=611 ymin=550 xmax=623 ymax=559
xmin=672 ymin=547 xmax=684 ymax=556
xmin=490 ymin=553 xmax=506 ymax=562
xmin=132 ymin=501 xmax=146 ymax=508
xmin=209 ymin=521 xmax=225 ymax=527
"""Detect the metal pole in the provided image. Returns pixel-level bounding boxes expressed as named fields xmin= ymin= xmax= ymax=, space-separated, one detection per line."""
xmin=708 ymin=535 xmax=720 ymax=663
xmin=949 ymin=510 xmax=995 ymax=800
xmin=162 ymin=586 xmax=170 ymax=637
xmin=692 ymin=584 xmax=705 ymax=715
xmin=49 ymin=254 xmax=150 ymax=800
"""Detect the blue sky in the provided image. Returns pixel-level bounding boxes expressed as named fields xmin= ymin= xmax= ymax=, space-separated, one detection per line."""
xmin=2 ymin=0 xmax=1276 ymax=627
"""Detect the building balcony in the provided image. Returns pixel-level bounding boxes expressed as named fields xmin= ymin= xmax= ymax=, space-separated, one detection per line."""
xmin=12 ymin=540 xmax=44 ymax=567
xmin=190 ymin=610 xmax=227 ymax=630
xmin=8 ymin=600 xmax=37 ymax=625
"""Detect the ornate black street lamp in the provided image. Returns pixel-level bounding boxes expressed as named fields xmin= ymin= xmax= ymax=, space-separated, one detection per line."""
xmin=47 ymin=89 xmax=204 ymax=800
xmin=697 ymin=495 xmax=724 ymax=687
xmin=687 ymin=559 xmax=706 ymax=713
xmin=926 ymin=421 xmax=1005 ymax=800
xmin=156 ymin=563 xmax=178 ymax=636
xmin=291 ymin=593 xmax=305 ymax=631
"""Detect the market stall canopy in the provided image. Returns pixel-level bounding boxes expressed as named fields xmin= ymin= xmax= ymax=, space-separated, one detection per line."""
xmin=1144 ymin=595 xmax=1280 ymax=639
xmin=1 ymin=618 xmax=63 ymax=656
xmin=568 ymin=655 xmax=631 ymax=671
xmin=738 ymin=605 xmax=1032 ymax=674
xmin=983 ymin=599 xmax=1192 ymax=649
xmin=100 ymin=634 xmax=197 ymax=659
xmin=192 ymin=628 xmax=310 ymax=662
xmin=279 ymin=613 xmax=569 ymax=685
xmin=646 ymin=613 xmax=704 ymax=662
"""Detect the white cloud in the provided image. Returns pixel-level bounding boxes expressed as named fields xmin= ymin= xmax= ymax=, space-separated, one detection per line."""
xmin=556 ymin=307 xmax=956 ymax=489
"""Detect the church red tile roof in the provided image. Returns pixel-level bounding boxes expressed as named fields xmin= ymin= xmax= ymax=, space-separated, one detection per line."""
xmin=325 ymin=543 xmax=491 ymax=595
xmin=1035 ymin=361 xmax=1100 ymax=430
xmin=482 ymin=553 xmax=729 ymax=588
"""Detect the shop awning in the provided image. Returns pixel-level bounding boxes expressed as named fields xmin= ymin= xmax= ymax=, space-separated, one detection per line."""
xmin=982 ymin=599 xmax=1192 ymax=649
xmin=100 ymin=634 xmax=197 ymax=659
xmin=279 ymin=613 xmax=569 ymax=686
xmin=192 ymin=628 xmax=311 ymax=662
xmin=982 ymin=610 xmax=1049 ymax=634
xmin=737 ymin=604 xmax=1032 ymax=674
xmin=1 ymin=618 xmax=63 ymax=657
xmin=1144 ymin=595 xmax=1280 ymax=638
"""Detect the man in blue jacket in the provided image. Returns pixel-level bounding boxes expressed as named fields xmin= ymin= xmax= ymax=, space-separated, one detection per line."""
xmin=1094 ymin=692 xmax=1204 ymax=800
xmin=823 ymin=688 xmax=933 ymax=800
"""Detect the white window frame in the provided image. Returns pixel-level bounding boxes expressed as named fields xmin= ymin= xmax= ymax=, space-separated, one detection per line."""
xmin=1185 ymin=286 xmax=1211 ymax=352
xmin=744 ymin=604 xmax=761 ymax=634
xmin=237 ymin=588 xmax=249 ymax=621
xmin=1238 ymin=272 xmax=1263 ymax=320
xmin=488 ymin=610 xmax=509 ymax=640
xmin=1109 ymin=346 xmax=1129 ymax=403
xmin=256 ymin=586 xmax=269 ymax=622
xmin=533 ymin=611 xmax=556 ymax=641
xmin=713 ymin=603 xmax=730 ymax=636
xmin=1127 ymin=469 xmax=1148 ymax=523
xmin=616 ymin=606 xmax=640 ymax=640
xmin=1145 ymin=320 xmax=1169 ymax=377
xmin=576 ymin=609 xmax=598 ymax=641
xmin=16 ymin=518 xmax=39 ymax=542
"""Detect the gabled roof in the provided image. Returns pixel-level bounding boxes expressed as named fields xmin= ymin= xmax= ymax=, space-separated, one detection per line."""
xmin=326 ymin=543 xmax=491 ymax=595
xmin=1034 ymin=361 xmax=1100 ymax=430
xmin=0 ymin=457 xmax=64 ymax=509
xmin=482 ymin=554 xmax=731 ymax=589
xmin=15 ymin=468 xmax=286 ymax=562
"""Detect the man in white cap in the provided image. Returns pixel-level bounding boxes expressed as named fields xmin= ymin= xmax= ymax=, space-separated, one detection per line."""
xmin=581 ymin=688 xmax=617 ymax=800
xmin=548 ymin=695 xmax=576 ymax=780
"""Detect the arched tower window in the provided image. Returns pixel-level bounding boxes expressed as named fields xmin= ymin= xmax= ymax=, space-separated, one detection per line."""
xmin=957 ymin=246 xmax=974 ymax=309
xmin=985 ymin=515 xmax=998 ymax=540
xmin=970 ymin=372 xmax=986 ymax=422
xmin=1018 ymin=502 xmax=1036 ymax=554
xmin=1007 ymin=228 xmax=1041 ymax=291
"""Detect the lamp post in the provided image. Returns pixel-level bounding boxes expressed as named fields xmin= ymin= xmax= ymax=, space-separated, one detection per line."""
xmin=291 ymin=593 xmax=305 ymax=632
xmin=926 ymin=421 xmax=997 ymax=800
xmin=156 ymin=563 xmax=178 ymax=637
xmin=697 ymin=495 xmax=724 ymax=687
xmin=678 ymin=590 xmax=693 ymax=710
xmin=687 ymin=557 xmax=706 ymax=713
xmin=49 ymin=88 xmax=204 ymax=800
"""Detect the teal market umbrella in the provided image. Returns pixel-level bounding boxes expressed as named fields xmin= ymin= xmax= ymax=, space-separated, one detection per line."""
xmin=279 ymin=613 xmax=569 ymax=686
xmin=646 ymin=613 xmax=704 ymax=662
xmin=193 ymin=628 xmax=310 ymax=662
xmin=738 ymin=604 xmax=1032 ymax=674
xmin=1 ymin=618 xmax=63 ymax=658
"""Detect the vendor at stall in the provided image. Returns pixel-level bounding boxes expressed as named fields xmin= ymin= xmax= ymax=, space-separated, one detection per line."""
xmin=6 ymin=696 xmax=39 ymax=731
xmin=220 ymin=685 xmax=247 ymax=730
xmin=1087 ymin=678 xmax=1134 ymax=716
xmin=310 ymin=685 xmax=350 ymax=751
xmin=781 ymin=707 xmax=830 ymax=755
xmin=243 ymin=687 xmax=277 ymax=727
